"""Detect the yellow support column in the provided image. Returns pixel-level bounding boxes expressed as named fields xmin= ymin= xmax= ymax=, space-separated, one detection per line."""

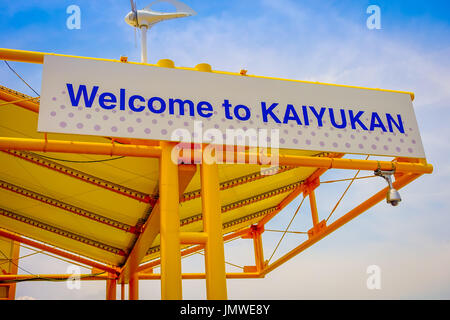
xmin=201 ymin=153 xmax=227 ymax=300
xmin=309 ymin=189 xmax=319 ymax=227
xmin=159 ymin=141 xmax=182 ymax=300
xmin=0 ymin=239 xmax=19 ymax=300
xmin=129 ymin=272 xmax=139 ymax=300
xmin=253 ymin=230 xmax=265 ymax=272
xmin=307 ymin=185 xmax=327 ymax=238
xmin=106 ymin=273 xmax=117 ymax=300
xmin=121 ymin=282 xmax=125 ymax=300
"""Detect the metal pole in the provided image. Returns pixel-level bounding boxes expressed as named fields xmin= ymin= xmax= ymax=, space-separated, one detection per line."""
xmin=159 ymin=141 xmax=182 ymax=300
xmin=309 ymin=189 xmax=319 ymax=227
xmin=106 ymin=274 xmax=117 ymax=300
xmin=0 ymin=137 xmax=433 ymax=174
xmin=129 ymin=272 xmax=139 ymax=300
xmin=253 ymin=231 xmax=264 ymax=272
xmin=262 ymin=173 xmax=422 ymax=276
xmin=201 ymin=154 xmax=228 ymax=300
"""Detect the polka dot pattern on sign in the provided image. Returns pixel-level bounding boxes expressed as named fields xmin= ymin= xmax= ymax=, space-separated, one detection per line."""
xmin=45 ymin=89 xmax=422 ymax=157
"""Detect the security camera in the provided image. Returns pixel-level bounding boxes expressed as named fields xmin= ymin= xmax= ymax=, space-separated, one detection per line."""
xmin=374 ymin=169 xmax=402 ymax=206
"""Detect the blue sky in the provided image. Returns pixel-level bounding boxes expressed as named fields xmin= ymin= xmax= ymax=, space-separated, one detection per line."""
xmin=1 ymin=0 xmax=450 ymax=299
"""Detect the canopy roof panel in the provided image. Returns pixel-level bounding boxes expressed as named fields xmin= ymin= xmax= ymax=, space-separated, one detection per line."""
xmin=0 ymin=85 xmax=327 ymax=267
xmin=0 ymin=48 xmax=432 ymax=285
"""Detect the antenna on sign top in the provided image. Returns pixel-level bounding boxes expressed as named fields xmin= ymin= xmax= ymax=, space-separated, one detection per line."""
xmin=125 ymin=0 xmax=196 ymax=63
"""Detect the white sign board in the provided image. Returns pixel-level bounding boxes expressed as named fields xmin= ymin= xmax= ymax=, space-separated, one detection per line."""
xmin=38 ymin=56 xmax=426 ymax=158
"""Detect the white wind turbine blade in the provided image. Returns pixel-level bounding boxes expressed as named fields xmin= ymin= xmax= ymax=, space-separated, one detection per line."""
xmin=144 ymin=0 xmax=196 ymax=16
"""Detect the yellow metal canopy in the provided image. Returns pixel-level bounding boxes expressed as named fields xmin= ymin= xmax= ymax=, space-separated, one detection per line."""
xmin=0 ymin=48 xmax=433 ymax=300
xmin=0 ymin=84 xmax=322 ymax=266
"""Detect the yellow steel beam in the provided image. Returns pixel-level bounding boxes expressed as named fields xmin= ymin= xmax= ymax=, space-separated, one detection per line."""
xmin=257 ymin=165 xmax=332 ymax=228
xmin=0 ymin=97 xmax=39 ymax=107
xmin=145 ymin=206 xmax=276 ymax=258
xmin=139 ymin=273 xmax=262 ymax=280
xmin=0 ymin=241 xmax=20 ymax=300
xmin=180 ymin=232 xmax=208 ymax=245
xmin=159 ymin=141 xmax=182 ymax=300
xmin=309 ymin=189 xmax=319 ymax=227
xmin=145 ymin=205 xmax=276 ymax=260
xmin=0 ymin=207 xmax=126 ymax=257
xmin=137 ymin=228 xmax=251 ymax=273
xmin=0 ymin=136 xmax=433 ymax=173
xmin=261 ymin=172 xmax=422 ymax=276
xmin=0 ymin=85 xmax=39 ymax=113
xmin=252 ymin=229 xmax=265 ymax=272
xmin=229 ymin=152 xmax=433 ymax=174
xmin=201 ymin=157 xmax=228 ymax=300
xmin=119 ymin=165 xmax=196 ymax=284
xmin=180 ymin=165 xmax=293 ymax=203
xmin=0 ymin=48 xmax=415 ymax=100
xmin=121 ymin=282 xmax=125 ymax=300
xmin=106 ymin=273 xmax=117 ymax=300
xmin=0 ymin=274 xmax=110 ymax=281
xmin=0 ymin=272 xmax=262 ymax=281
xmin=0 ymin=179 xmax=137 ymax=233
xmin=0 ymin=227 xmax=119 ymax=275
xmin=3 ymin=150 xmax=153 ymax=204
xmin=180 ymin=180 xmax=303 ymax=227
xmin=0 ymin=137 xmax=161 ymax=158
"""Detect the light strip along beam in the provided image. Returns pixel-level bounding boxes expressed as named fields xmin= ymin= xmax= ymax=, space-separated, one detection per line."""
xmin=0 ymin=179 xmax=138 ymax=234
xmin=2 ymin=150 xmax=155 ymax=204
xmin=181 ymin=165 xmax=293 ymax=202
xmin=179 ymin=180 xmax=304 ymax=227
xmin=0 ymin=206 xmax=126 ymax=256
